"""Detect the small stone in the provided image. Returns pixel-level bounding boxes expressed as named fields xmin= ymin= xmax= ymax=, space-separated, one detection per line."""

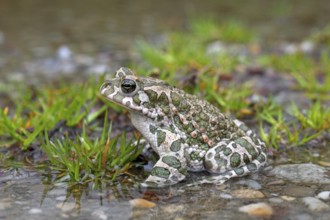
xmin=282 ymin=185 xmax=315 ymax=197
xmin=162 ymin=204 xmax=184 ymax=213
xmin=300 ymin=41 xmax=314 ymax=53
xmin=56 ymin=202 xmax=77 ymax=212
xmin=291 ymin=213 xmax=313 ymax=220
xmin=56 ymin=196 xmax=66 ymax=201
xmin=270 ymin=163 xmax=330 ymax=184
xmin=219 ymin=193 xmax=232 ymax=199
xmin=316 ymin=191 xmax=330 ymax=201
xmin=232 ymin=189 xmax=264 ymax=199
xmin=92 ymin=210 xmax=108 ymax=220
xmin=57 ymin=45 xmax=72 ymax=60
xmin=236 ymin=179 xmax=262 ymax=190
xmin=0 ymin=198 xmax=11 ymax=210
xmin=129 ymin=198 xmax=156 ymax=209
xmin=280 ymin=195 xmax=296 ymax=201
xmin=302 ymin=197 xmax=330 ymax=211
xmin=268 ymin=198 xmax=284 ymax=204
xmin=318 ymin=161 xmax=330 ymax=167
xmin=238 ymin=202 xmax=273 ymax=217
xmin=28 ymin=208 xmax=42 ymax=214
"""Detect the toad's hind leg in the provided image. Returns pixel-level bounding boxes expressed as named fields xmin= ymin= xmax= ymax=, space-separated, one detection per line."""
xmin=202 ymin=136 xmax=267 ymax=185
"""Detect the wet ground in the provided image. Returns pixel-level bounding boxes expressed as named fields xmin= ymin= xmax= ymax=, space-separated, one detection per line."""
xmin=1 ymin=164 xmax=330 ymax=220
xmin=1 ymin=0 xmax=330 ymax=219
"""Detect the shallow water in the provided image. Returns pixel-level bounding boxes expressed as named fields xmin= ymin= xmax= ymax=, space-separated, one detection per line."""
xmin=1 ymin=163 xmax=330 ymax=220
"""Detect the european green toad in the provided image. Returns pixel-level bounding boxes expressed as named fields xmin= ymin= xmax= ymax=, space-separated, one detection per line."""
xmin=100 ymin=67 xmax=267 ymax=187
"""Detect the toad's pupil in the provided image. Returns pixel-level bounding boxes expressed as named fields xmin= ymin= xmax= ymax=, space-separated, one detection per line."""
xmin=121 ymin=79 xmax=136 ymax=93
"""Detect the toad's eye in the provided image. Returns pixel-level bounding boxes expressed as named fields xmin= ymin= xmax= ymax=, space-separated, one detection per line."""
xmin=121 ymin=79 xmax=136 ymax=94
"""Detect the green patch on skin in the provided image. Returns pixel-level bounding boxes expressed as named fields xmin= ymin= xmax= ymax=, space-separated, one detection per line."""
xmin=145 ymin=89 xmax=158 ymax=102
xmin=173 ymin=115 xmax=183 ymax=129
xmin=247 ymin=163 xmax=257 ymax=171
xmin=170 ymin=139 xmax=182 ymax=152
xmin=179 ymin=99 xmax=191 ymax=113
xmin=230 ymin=152 xmax=241 ymax=167
xmin=151 ymin=167 xmax=170 ymax=179
xmin=200 ymin=112 xmax=209 ymax=121
xmin=157 ymin=130 xmax=166 ymax=147
xmin=206 ymin=152 xmax=214 ymax=159
xmin=149 ymin=125 xmax=157 ymax=134
xmin=162 ymin=155 xmax=181 ymax=169
xmin=223 ymin=147 xmax=232 ymax=156
xmin=171 ymin=91 xmax=181 ymax=107
xmin=157 ymin=115 xmax=164 ymax=122
xmin=189 ymin=151 xmax=201 ymax=161
xmin=215 ymin=146 xmax=223 ymax=154
xmin=143 ymin=102 xmax=155 ymax=109
xmin=103 ymin=86 xmax=115 ymax=97
xmin=161 ymin=105 xmax=170 ymax=114
xmin=132 ymin=94 xmax=141 ymax=105
xmin=144 ymin=181 xmax=159 ymax=187
xmin=158 ymin=92 xmax=169 ymax=105
xmin=235 ymin=138 xmax=258 ymax=159
xmin=243 ymin=153 xmax=250 ymax=164
xmin=233 ymin=167 xmax=244 ymax=175
xmin=256 ymin=153 xmax=266 ymax=163
xmin=113 ymin=93 xmax=124 ymax=103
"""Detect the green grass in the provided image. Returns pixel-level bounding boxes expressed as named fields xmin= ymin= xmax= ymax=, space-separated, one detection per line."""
xmin=42 ymin=114 xmax=142 ymax=183
xmin=0 ymin=76 xmax=141 ymax=184
xmin=257 ymin=100 xmax=329 ymax=149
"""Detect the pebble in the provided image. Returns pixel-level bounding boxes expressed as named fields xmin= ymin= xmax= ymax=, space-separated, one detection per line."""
xmin=268 ymin=198 xmax=284 ymax=204
xmin=302 ymin=197 xmax=330 ymax=211
xmin=292 ymin=213 xmax=314 ymax=220
xmin=28 ymin=208 xmax=42 ymax=214
xmin=129 ymin=198 xmax=156 ymax=209
xmin=55 ymin=196 xmax=66 ymax=201
xmin=92 ymin=209 xmax=108 ymax=220
xmin=238 ymin=202 xmax=273 ymax=217
xmin=316 ymin=191 xmax=330 ymax=201
xmin=162 ymin=204 xmax=184 ymax=213
xmin=282 ymin=185 xmax=315 ymax=197
xmin=280 ymin=195 xmax=296 ymax=201
xmin=300 ymin=41 xmax=314 ymax=53
xmin=56 ymin=202 xmax=77 ymax=212
xmin=270 ymin=163 xmax=330 ymax=184
xmin=219 ymin=193 xmax=233 ymax=199
xmin=236 ymin=179 xmax=262 ymax=190
xmin=0 ymin=198 xmax=11 ymax=210
xmin=57 ymin=46 xmax=72 ymax=60
xmin=232 ymin=189 xmax=264 ymax=199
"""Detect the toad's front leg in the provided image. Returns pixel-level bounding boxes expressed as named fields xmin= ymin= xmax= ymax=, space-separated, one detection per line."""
xmin=141 ymin=128 xmax=188 ymax=187
xmin=142 ymin=153 xmax=188 ymax=187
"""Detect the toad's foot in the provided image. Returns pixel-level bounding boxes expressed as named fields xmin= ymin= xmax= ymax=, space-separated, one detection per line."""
xmin=141 ymin=153 xmax=187 ymax=187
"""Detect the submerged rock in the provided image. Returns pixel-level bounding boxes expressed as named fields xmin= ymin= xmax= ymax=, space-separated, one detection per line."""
xmin=317 ymin=191 xmax=330 ymax=201
xmin=302 ymin=197 xmax=330 ymax=212
xmin=129 ymin=198 xmax=156 ymax=209
xmin=238 ymin=202 xmax=273 ymax=217
xmin=269 ymin=163 xmax=330 ymax=184
xmin=232 ymin=189 xmax=264 ymax=199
